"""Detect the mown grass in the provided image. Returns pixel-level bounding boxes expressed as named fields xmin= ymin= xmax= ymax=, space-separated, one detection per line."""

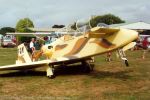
xmin=0 ymin=48 xmax=150 ymax=100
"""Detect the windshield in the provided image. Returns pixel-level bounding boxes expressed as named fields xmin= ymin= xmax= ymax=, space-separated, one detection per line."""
xmin=76 ymin=18 xmax=91 ymax=32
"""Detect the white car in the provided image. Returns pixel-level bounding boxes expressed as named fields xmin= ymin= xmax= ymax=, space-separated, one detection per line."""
xmin=1 ymin=35 xmax=16 ymax=47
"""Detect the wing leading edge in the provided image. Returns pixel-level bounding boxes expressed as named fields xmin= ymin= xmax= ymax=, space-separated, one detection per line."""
xmin=0 ymin=60 xmax=51 ymax=71
xmin=0 ymin=56 xmax=86 ymax=71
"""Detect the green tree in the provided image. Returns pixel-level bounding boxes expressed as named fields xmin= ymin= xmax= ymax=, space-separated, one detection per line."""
xmin=0 ymin=27 xmax=15 ymax=35
xmin=16 ymin=18 xmax=34 ymax=32
xmin=90 ymin=14 xmax=125 ymax=27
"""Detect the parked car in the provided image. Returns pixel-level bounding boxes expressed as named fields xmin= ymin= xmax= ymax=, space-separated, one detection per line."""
xmin=1 ymin=35 xmax=16 ymax=47
xmin=136 ymin=35 xmax=150 ymax=49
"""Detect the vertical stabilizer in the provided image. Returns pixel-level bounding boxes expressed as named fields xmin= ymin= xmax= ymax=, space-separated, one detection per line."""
xmin=16 ymin=43 xmax=32 ymax=64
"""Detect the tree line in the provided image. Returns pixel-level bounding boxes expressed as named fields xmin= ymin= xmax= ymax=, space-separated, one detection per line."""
xmin=0 ymin=14 xmax=125 ymax=35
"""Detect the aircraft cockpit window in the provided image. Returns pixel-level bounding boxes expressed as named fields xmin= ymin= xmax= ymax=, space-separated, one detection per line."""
xmin=76 ymin=18 xmax=92 ymax=32
xmin=97 ymin=23 xmax=109 ymax=28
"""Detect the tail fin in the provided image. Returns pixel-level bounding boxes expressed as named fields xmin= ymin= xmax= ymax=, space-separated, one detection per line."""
xmin=16 ymin=43 xmax=32 ymax=64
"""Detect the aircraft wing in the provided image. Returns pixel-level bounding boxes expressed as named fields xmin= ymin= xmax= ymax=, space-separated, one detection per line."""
xmin=0 ymin=60 xmax=51 ymax=71
xmin=0 ymin=43 xmax=87 ymax=71
xmin=7 ymin=33 xmax=52 ymax=37
xmin=0 ymin=57 xmax=89 ymax=71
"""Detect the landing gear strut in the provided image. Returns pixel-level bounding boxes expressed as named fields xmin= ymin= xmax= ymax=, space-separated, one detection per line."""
xmin=117 ymin=49 xmax=129 ymax=67
xmin=46 ymin=65 xmax=55 ymax=79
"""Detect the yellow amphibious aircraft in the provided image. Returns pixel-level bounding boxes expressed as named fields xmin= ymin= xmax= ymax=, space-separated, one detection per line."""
xmin=0 ymin=26 xmax=138 ymax=78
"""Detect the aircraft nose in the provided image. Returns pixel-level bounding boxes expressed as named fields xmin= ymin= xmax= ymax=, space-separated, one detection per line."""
xmin=131 ymin=30 xmax=139 ymax=40
xmin=124 ymin=29 xmax=139 ymax=42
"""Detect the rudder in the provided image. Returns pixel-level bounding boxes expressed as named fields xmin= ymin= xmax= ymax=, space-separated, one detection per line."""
xmin=16 ymin=43 xmax=32 ymax=64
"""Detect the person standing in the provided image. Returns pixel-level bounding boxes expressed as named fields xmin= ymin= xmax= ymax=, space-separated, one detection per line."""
xmin=29 ymin=38 xmax=35 ymax=61
xmin=142 ymin=37 xmax=149 ymax=59
xmin=106 ymin=52 xmax=112 ymax=62
xmin=34 ymin=39 xmax=41 ymax=50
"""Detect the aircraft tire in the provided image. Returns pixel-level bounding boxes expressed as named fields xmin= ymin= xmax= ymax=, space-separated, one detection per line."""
xmin=82 ymin=61 xmax=92 ymax=73
xmin=48 ymin=75 xmax=55 ymax=79
xmin=125 ymin=60 xmax=129 ymax=67
xmin=90 ymin=63 xmax=95 ymax=71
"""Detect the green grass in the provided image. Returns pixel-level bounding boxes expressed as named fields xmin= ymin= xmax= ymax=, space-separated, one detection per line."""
xmin=0 ymin=47 xmax=17 ymax=66
xmin=0 ymin=48 xmax=150 ymax=100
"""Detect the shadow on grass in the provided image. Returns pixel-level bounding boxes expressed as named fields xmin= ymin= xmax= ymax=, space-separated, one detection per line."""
xmin=0 ymin=65 xmax=87 ymax=77
xmin=89 ymin=70 xmax=133 ymax=81
xmin=0 ymin=64 xmax=133 ymax=80
xmin=0 ymin=70 xmax=46 ymax=77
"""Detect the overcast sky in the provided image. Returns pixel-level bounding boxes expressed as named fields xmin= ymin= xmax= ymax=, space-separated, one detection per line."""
xmin=0 ymin=0 xmax=150 ymax=28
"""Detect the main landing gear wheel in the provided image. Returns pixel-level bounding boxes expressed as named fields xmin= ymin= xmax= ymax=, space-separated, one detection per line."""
xmin=82 ymin=61 xmax=93 ymax=73
xmin=124 ymin=60 xmax=129 ymax=67
xmin=48 ymin=74 xmax=55 ymax=79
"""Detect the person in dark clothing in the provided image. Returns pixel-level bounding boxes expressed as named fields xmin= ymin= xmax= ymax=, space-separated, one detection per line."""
xmin=34 ymin=40 xmax=41 ymax=50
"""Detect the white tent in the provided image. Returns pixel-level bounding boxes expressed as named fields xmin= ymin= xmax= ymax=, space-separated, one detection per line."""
xmin=110 ymin=22 xmax=150 ymax=30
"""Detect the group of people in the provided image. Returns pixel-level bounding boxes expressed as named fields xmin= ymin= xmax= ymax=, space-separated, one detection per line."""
xmin=28 ymin=36 xmax=55 ymax=61
xmin=28 ymin=38 xmax=42 ymax=61
xmin=29 ymin=36 xmax=52 ymax=54
xmin=29 ymin=38 xmax=41 ymax=54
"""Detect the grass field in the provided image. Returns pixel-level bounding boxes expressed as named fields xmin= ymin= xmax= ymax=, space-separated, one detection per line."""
xmin=0 ymin=47 xmax=150 ymax=100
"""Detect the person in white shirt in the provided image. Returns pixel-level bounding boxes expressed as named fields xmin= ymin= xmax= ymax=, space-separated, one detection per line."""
xmin=29 ymin=38 xmax=35 ymax=55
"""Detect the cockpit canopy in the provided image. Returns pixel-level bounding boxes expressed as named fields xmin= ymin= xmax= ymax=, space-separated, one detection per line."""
xmin=76 ymin=18 xmax=108 ymax=32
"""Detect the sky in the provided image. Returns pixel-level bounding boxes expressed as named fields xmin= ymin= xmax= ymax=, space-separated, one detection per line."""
xmin=0 ymin=0 xmax=150 ymax=28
